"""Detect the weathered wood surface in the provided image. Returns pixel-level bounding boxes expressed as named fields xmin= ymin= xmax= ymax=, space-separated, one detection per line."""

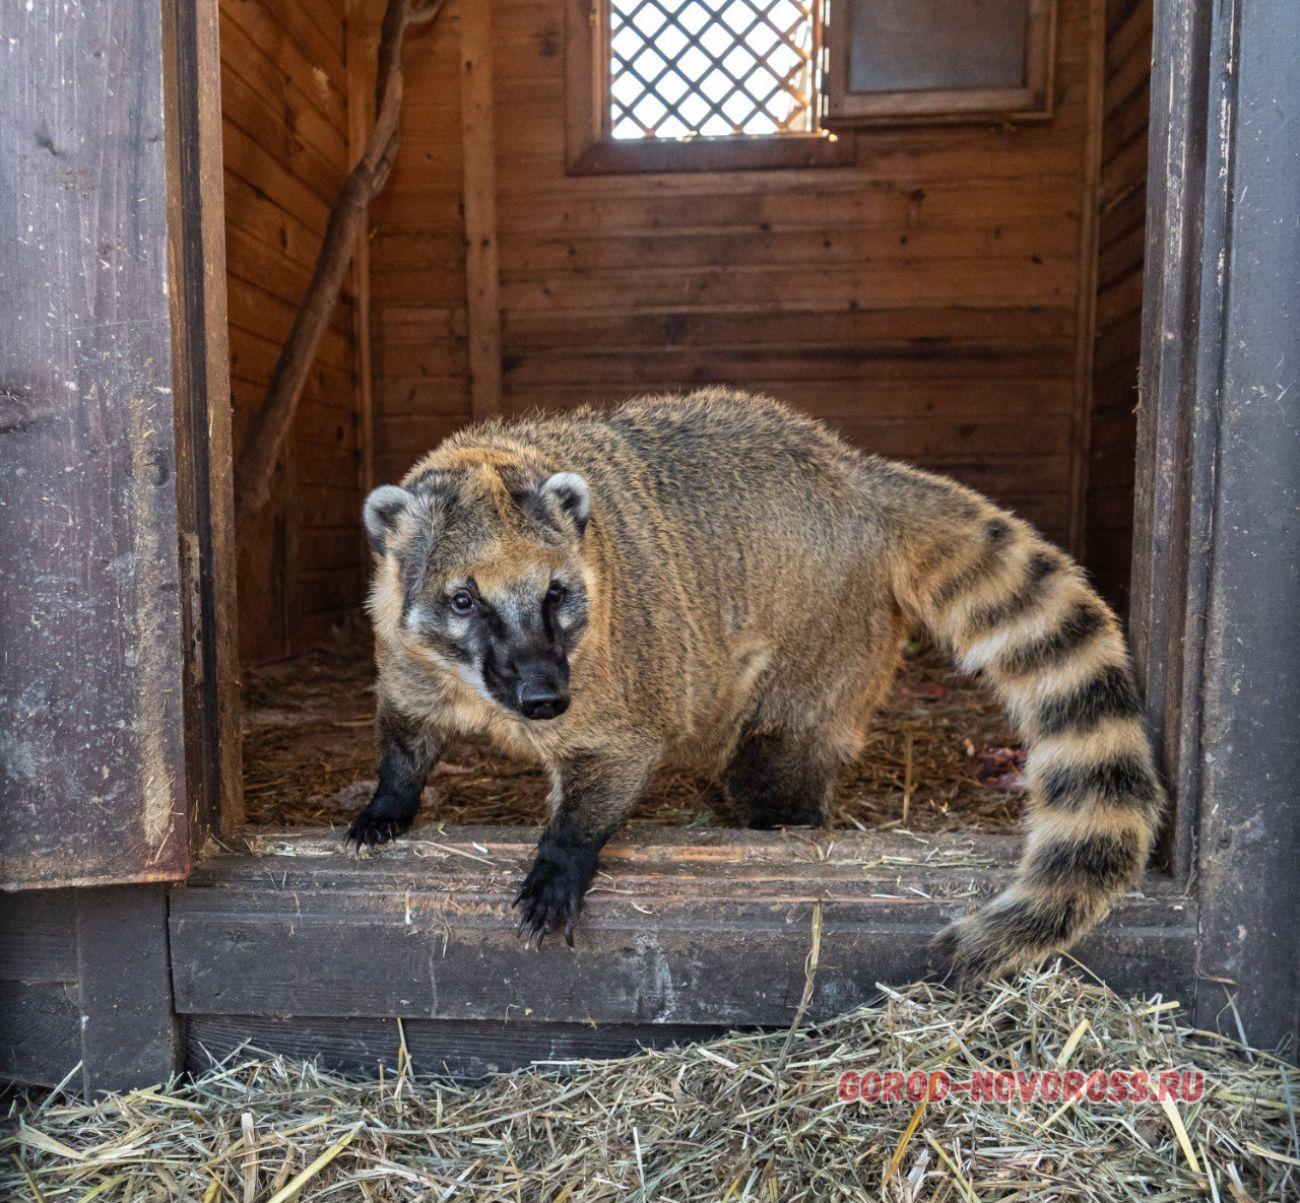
xmin=171 ymin=827 xmax=1196 ymax=1027
xmin=166 ymin=0 xmax=245 ymax=843
xmin=0 ymin=884 xmax=82 ymax=1088
xmin=1 ymin=886 xmax=179 ymax=1093
xmin=1130 ymin=0 xmax=1211 ymax=883
xmin=76 ymin=886 xmax=179 ymax=1094
xmin=0 ymin=981 xmax=82 ymax=1089
xmin=0 ymin=0 xmax=189 ymax=887
xmin=1183 ymin=0 xmax=1300 ymax=1051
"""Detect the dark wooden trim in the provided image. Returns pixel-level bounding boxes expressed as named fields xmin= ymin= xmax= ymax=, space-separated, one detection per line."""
xmin=172 ymin=828 xmax=1195 ymax=1030
xmin=0 ymin=893 xmax=80 ymax=1088
xmin=564 ymin=0 xmax=854 ymax=175
xmin=76 ymin=887 xmax=179 ymax=1095
xmin=1130 ymin=0 xmax=1215 ymax=884
xmin=824 ymin=0 xmax=1056 ymax=128
xmin=1174 ymin=0 xmax=1299 ymax=1051
xmin=568 ymin=133 xmax=856 ymax=176
xmin=162 ymin=0 xmax=244 ymax=845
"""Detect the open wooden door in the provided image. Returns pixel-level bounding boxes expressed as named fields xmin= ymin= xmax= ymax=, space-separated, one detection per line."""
xmin=0 ymin=0 xmax=238 ymax=883
xmin=0 ymin=0 xmax=237 ymax=1093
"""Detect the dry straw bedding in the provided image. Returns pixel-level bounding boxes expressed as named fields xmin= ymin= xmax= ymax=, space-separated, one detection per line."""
xmin=4 ymin=966 xmax=1296 ymax=1202
xmin=242 ymin=618 xmax=1023 ymax=834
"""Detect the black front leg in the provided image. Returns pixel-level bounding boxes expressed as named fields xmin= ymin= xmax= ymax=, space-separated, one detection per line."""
xmin=514 ymin=749 xmax=653 ymax=947
xmin=346 ymin=705 xmax=439 ymax=849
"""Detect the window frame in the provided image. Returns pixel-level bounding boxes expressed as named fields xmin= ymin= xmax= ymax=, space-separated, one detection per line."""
xmin=822 ymin=0 xmax=1057 ymax=127
xmin=564 ymin=0 xmax=855 ymax=176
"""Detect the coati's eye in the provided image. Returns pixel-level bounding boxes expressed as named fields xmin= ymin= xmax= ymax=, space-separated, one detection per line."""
xmin=449 ymin=589 xmax=475 ymax=614
xmin=546 ymin=580 xmax=566 ymax=605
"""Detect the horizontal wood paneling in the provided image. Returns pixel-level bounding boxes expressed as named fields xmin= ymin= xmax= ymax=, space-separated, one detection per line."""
xmin=221 ymin=0 xmax=364 ymax=663
xmin=367 ymin=0 xmax=469 ymax=478
xmin=1085 ymin=0 xmax=1150 ymax=610
xmin=367 ymin=0 xmax=1107 ymax=551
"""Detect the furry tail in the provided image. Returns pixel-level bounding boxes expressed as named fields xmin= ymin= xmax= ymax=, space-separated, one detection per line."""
xmin=888 ymin=470 xmax=1166 ymax=979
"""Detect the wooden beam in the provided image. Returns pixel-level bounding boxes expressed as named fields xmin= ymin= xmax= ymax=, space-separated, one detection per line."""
xmin=347 ymin=0 xmax=377 ymax=503
xmin=171 ymin=827 xmax=1196 ymax=1028
xmin=459 ymin=0 xmax=503 ymax=420
xmin=1067 ymin=0 xmax=1106 ymax=560
xmin=163 ymin=0 xmax=244 ymax=839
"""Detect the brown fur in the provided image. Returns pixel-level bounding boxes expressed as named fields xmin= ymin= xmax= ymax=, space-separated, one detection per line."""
xmin=354 ymin=389 xmax=1165 ymax=974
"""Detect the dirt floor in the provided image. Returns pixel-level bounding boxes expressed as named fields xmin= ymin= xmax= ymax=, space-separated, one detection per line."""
xmin=242 ymin=616 xmax=1025 ymax=833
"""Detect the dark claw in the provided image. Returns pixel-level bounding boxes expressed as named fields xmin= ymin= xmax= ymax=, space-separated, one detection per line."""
xmin=511 ymin=839 xmax=596 ymax=950
xmin=345 ymin=805 xmax=414 ymax=852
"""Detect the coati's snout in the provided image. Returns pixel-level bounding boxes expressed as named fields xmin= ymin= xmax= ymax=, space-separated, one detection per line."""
xmin=363 ymin=463 xmax=593 ymax=721
xmin=474 ymin=581 xmax=575 ymax=720
xmin=484 ymin=646 xmax=571 ymax=721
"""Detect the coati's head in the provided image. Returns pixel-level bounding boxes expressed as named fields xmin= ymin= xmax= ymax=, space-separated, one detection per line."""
xmin=363 ymin=457 xmax=593 ymax=722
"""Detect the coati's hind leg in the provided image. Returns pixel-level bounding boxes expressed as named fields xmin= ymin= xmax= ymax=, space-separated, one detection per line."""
xmin=722 ymin=730 xmax=836 ymax=829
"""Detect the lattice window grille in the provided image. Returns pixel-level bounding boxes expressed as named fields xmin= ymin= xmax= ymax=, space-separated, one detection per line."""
xmin=609 ymin=0 xmax=818 ymax=140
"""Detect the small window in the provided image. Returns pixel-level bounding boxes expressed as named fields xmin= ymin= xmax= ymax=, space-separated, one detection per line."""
xmin=565 ymin=0 xmax=853 ymax=174
xmin=565 ymin=0 xmax=1054 ymax=175
xmin=824 ymin=0 xmax=1055 ymax=125
xmin=608 ymin=0 xmax=819 ymax=140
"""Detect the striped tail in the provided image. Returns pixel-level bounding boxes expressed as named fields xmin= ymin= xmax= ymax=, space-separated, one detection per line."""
xmin=889 ymin=475 xmax=1166 ymax=979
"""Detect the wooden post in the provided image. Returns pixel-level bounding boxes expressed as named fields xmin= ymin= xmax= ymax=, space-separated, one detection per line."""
xmin=1066 ymin=0 xmax=1106 ymax=561
xmin=77 ymin=888 xmax=178 ymax=1094
xmin=163 ymin=0 xmax=244 ymax=839
xmin=459 ymin=0 xmax=504 ymax=419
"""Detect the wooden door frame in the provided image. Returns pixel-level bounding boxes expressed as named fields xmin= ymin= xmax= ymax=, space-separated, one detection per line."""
xmin=1132 ymin=0 xmax=1300 ymax=1046
xmin=165 ymin=0 xmax=245 ymax=852
xmin=10 ymin=0 xmax=1277 ymax=1097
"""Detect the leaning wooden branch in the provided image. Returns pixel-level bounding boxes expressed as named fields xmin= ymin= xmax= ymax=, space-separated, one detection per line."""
xmin=233 ymin=0 xmax=445 ymax=526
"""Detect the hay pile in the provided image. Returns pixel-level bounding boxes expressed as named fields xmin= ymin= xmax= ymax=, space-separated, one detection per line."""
xmin=5 ymin=966 xmax=1296 ymax=1201
xmin=243 ymin=617 xmax=1022 ymax=834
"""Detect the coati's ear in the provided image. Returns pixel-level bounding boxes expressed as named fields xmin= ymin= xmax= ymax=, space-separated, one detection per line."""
xmin=539 ymin=471 xmax=591 ymax=537
xmin=363 ymin=484 xmax=414 ymax=556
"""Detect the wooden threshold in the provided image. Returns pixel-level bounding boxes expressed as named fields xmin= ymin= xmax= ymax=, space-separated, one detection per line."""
xmin=171 ymin=826 xmax=1196 ymax=1054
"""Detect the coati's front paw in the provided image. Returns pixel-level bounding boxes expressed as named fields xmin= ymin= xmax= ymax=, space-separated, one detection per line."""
xmin=512 ymin=839 xmax=598 ymax=948
xmin=345 ymin=796 xmax=416 ymax=850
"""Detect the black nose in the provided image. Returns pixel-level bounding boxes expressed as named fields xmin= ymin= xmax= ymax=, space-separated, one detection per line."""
xmin=516 ymin=680 xmax=570 ymax=720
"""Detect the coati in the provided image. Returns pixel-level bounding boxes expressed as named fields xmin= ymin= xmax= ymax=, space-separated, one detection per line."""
xmin=352 ymin=389 xmax=1165 ymax=978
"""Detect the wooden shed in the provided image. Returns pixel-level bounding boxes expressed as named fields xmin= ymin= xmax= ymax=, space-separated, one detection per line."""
xmin=2 ymin=0 xmax=1297 ymax=1093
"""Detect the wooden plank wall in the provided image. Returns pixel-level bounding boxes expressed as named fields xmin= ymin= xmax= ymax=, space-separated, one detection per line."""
xmin=367 ymin=0 xmax=1115 ymax=553
xmin=1085 ymin=0 xmax=1151 ymax=609
xmin=367 ymin=5 xmax=468 ymax=484
xmin=220 ymin=0 xmax=364 ymax=662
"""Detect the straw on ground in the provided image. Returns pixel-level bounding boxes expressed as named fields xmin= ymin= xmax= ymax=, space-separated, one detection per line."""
xmin=3 ymin=964 xmax=1296 ymax=1202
